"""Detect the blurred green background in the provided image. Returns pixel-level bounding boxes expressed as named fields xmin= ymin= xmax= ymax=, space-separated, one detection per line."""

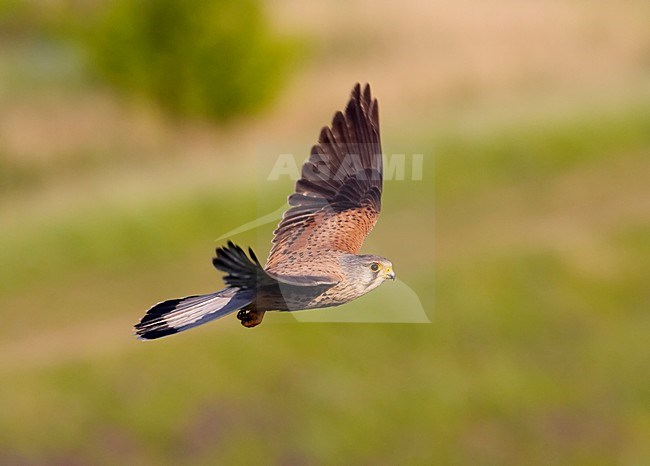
xmin=1 ymin=0 xmax=650 ymax=464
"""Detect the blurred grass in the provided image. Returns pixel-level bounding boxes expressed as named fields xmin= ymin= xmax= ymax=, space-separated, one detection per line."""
xmin=1 ymin=239 xmax=648 ymax=463
xmin=0 ymin=189 xmax=250 ymax=293
xmin=1 ymin=99 xmax=649 ymax=463
xmin=433 ymin=103 xmax=650 ymax=202
xmin=2 ymin=0 xmax=650 ymax=463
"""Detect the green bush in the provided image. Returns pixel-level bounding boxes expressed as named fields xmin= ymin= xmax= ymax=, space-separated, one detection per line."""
xmin=82 ymin=0 xmax=298 ymax=122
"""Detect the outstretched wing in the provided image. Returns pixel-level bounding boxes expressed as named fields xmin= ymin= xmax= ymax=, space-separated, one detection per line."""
xmin=265 ymin=83 xmax=383 ymax=275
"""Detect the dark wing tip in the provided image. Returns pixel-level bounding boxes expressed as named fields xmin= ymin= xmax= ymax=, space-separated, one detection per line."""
xmin=347 ymin=82 xmax=376 ymax=115
xmin=318 ymin=125 xmax=333 ymax=145
xmin=349 ymin=82 xmax=369 ymax=105
xmin=213 ymin=241 xmax=267 ymax=289
xmin=248 ymin=247 xmax=260 ymax=265
xmin=362 ymin=83 xmax=371 ymax=105
xmin=352 ymin=82 xmax=361 ymax=99
xmin=371 ymin=98 xmax=379 ymax=127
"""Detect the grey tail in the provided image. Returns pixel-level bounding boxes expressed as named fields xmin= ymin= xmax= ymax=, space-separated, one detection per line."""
xmin=134 ymin=287 xmax=254 ymax=340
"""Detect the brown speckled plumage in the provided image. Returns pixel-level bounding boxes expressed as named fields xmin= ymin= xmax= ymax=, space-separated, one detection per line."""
xmin=134 ymin=84 xmax=395 ymax=339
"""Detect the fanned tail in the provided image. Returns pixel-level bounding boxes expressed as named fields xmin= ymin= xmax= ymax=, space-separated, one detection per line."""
xmin=134 ymin=287 xmax=253 ymax=340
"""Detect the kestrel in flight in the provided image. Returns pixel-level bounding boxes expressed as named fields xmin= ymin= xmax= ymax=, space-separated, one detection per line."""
xmin=135 ymin=83 xmax=394 ymax=339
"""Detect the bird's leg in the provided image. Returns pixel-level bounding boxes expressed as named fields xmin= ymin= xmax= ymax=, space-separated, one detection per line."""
xmin=237 ymin=308 xmax=266 ymax=328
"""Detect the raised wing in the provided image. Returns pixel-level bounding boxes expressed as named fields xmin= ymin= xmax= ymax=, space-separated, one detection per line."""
xmin=265 ymin=83 xmax=382 ymax=274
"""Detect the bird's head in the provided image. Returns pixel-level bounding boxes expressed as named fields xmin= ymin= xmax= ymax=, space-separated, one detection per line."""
xmin=340 ymin=254 xmax=395 ymax=293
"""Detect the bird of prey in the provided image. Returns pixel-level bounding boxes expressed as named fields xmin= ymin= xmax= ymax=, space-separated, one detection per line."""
xmin=134 ymin=83 xmax=394 ymax=339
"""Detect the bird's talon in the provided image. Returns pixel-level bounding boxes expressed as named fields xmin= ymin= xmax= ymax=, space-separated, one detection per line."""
xmin=237 ymin=309 xmax=265 ymax=328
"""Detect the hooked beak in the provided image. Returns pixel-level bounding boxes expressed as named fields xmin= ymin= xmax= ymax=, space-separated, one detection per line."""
xmin=385 ymin=267 xmax=396 ymax=281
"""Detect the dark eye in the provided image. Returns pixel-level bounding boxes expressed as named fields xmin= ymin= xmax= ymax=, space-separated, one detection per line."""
xmin=370 ymin=263 xmax=380 ymax=272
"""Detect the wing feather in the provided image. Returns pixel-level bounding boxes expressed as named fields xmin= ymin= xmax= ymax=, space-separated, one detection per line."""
xmin=265 ymin=83 xmax=383 ymax=274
